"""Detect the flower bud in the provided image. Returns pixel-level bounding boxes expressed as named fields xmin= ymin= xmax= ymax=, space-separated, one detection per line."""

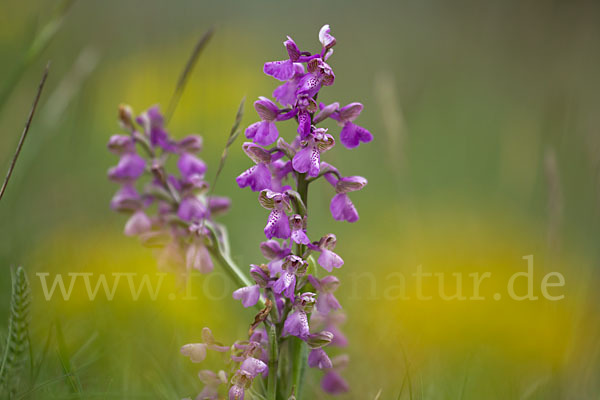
xmin=201 ymin=327 xmax=216 ymax=345
xmin=285 ymin=36 xmax=300 ymax=61
xmin=242 ymin=142 xmax=272 ymax=164
xmin=217 ymin=370 xmax=227 ymax=384
xmin=313 ymin=102 xmax=339 ymax=124
xmin=178 ymin=152 xmax=206 ymax=182
xmin=320 ymin=275 xmax=340 ymax=293
xmin=335 ymin=176 xmax=367 ymax=193
xmin=276 ymin=137 xmax=296 ymax=158
xmin=255 ymin=97 xmax=279 ymax=121
xmin=180 ymin=343 xmax=207 ymax=363
xmin=258 ymin=190 xmax=292 ymax=212
xmin=260 ymin=240 xmax=289 ymax=260
xmin=319 ymin=234 xmax=337 ymax=251
xmin=108 ymin=153 xmax=146 ymax=183
xmin=107 ymin=134 xmax=135 ymax=155
xmin=124 ymin=210 xmax=152 ymax=236
xmin=319 ymin=24 xmax=336 ymax=51
xmin=307 ymin=330 xmax=334 ymax=348
xmin=186 ymin=243 xmax=213 ymax=274
xmin=298 ymin=292 xmax=316 ymax=312
xmin=208 ymin=196 xmax=231 ymax=216
xmin=110 ymin=184 xmax=142 ymax=212
xmin=178 ymin=196 xmax=207 ymax=222
xmin=118 ymin=104 xmax=134 ymax=130
xmin=250 ymin=264 xmax=269 ymax=287
xmin=314 ymin=131 xmax=336 ymax=152
xmin=178 ymin=135 xmax=203 ymax=153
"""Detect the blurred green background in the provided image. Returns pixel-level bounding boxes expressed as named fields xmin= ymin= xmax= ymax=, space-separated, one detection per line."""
xmin=1 ymin=0 xmax=600 ymax=398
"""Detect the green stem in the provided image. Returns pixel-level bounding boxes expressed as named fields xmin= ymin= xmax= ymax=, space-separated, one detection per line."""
xmin=296 ymin=173 xmax=309 ymax=208
xmin=206 ymin=229 xmax=266 ymax=310
xmin=290 ymin=172 xmax=309 ymax=399
xmin=267 ymin=324 xmax=278 ymax=400
xmin=290 ymin=337 xmax=308 ymax=399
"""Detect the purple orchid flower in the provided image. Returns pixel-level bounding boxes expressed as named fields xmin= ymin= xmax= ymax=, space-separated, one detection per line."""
xmin=240 ymin=357 xmax=268 ymax=379
xmin=331 ymin=102 xmax=373 ymax=149
xmin=310 ymin=234 xmax=344 ymax=272
xmin=124 ymin=210 xmax=152 ymax=236
xmin=282 ymin=292 xmax=315 ymax=339
xmin=292 ymin=128 xmax=335 ymax=177
xmin=296 ymin=58 xmax=335 ymax=98
xmin=180 ymin=328 xmax=228 ymax=363
xmin=327 ymin=175 xmax=367 ymax=223
xmin=246 ymin=97 xmax=296 ymax=146
xmin=268 ymin=158 xmax=293 ymax=192
xmin=207 ymin=196 xmax=231 ymax=216
xmin=245 ymin=97 xmax=279 ymax=146
xmin=108 ymin=104 xmax=233 ymax=292
xmin=228 ymin=385 xmax=245 ymax=400
xmin=108 ymin=153 xmax=146 ymax=183
xmin=309 ymin=275 xmax=342 ymax=314
xmin=107 ymin=134 xmax=136 ymax=154
xmin=289 ymin=214 xmax=310 ymax=245
xmin=321 ymin=354 xmax=350 ymax=394
xmin=263 ymin=37 xmax=302 ymax=81
xmin=174 ymin=24 xmax=370 ymax=398
xmin=178 ymin=152 xmax=207 ymax=184
xmin=236 ymin=142 xmax=272 ymax=191
xmin=136 ymin=106 xmax=177 ymax=152
xmin=273 ymin=63 xmax=306 ymax=107
xmin=178 ymin=196 xmax=208 ymax=222
xmin=330 ymin=193 xmax=359 ymax=222
xmin=260 ymin=240 xmax=292 ymax=277
xmin=110 ymin=184 xmax=142 ymax=212
xmin=260 ymin=240 xmax=291 ymax=261
xmin=295 ymin=93 xmax=319 ymax=138
xmin=249 ymin=264 xmax=269 ymax=288
xmin=283 ymin=308 xmax=310 ymax=339
xmin=232 ymin=284 xmax=261 ymax=308
xmin=186 ymin=241 xmax=213 ymax=274
xmin=272 ymin=255 xmax=305 ymax=300
xmin=177 ymin=134 xmax=203 ymax=153
xmin=319 ymin=24 xmax=336 ymax=53
xmin=197 ymin=370 xmax=227 ymax=400
xmin=308 ymin=347 xmax=333 ymax=369
xmin=313 ymin=102 xmax=340 ymax=124
xmin=258 ymin=189 xmax=293 ymax=239
xmin=321 ymin=370 xmax=349 ymax=395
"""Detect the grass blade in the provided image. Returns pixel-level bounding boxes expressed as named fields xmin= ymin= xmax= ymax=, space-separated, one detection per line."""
xmin=0 ymin=63 xmax=50 ymax=202
xmin=30 ymin=321 xmax=54 ymax=385
xmin=399 ymin=342 xmax=413 ymax=400
xmin=0 ymin=0 xmax=74 ymax=110
xmin=210 ymin=97 xmax=245 ymax=194
xmin=54 ymin=319 xmax=83 ymax=395
xmin=165 ymin=26 xmax=215 ymax=123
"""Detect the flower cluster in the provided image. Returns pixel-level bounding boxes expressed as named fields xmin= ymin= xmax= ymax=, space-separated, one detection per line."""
xmin=107 ymin=105 xmax=231 ymax=279
xmin=182 ymin=25 xmax=369 ymax=399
